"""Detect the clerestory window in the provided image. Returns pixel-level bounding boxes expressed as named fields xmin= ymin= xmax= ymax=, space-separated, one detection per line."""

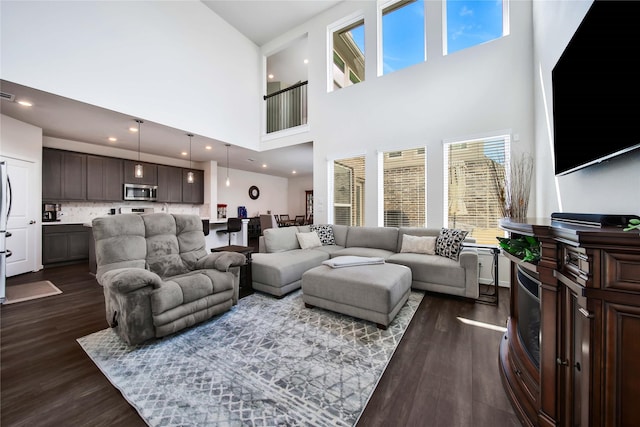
xmin=444 ymin=0 xmax=509 ymax=55
xmin=330 ymin=17 xmax=365 ymax=91
xmin=379 ymin=0 xmax=426 ymax=75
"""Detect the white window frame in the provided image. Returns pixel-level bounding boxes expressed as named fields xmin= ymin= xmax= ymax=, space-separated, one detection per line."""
xmin=327 ymin=11 xmax=366 ymax=93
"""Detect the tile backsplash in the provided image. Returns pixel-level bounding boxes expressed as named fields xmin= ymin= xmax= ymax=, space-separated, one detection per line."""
xmin=52 ymin=202 xmax=205 ymax=225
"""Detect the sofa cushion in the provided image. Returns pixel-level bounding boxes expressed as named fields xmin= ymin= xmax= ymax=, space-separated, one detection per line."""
xmin=252 ymin=249 xmax=329 ymax=287
xmin=141 ymin=214 xmax=189 ymax=278
xmin=296 ymin=231 xmax=322 ymax=249
xmin=345 ymin=226 xmax=398 ymax=252
xmin=387 ymin=253 xmax=466 ymax=289
xmin=332 ymin=225 xmax=349 ymax=246
xmin=435 ymin=228 xmax=469 ymax=261
xmin=309 ymin=224 xmax=335 ymax=245
xmin=400 ymin=234 xmax=437 ymax=255
xmin=263 ymin=226 xmax=301 ymax=253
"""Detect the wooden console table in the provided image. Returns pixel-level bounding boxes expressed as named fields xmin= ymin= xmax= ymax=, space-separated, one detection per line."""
xmin=499 ymin=218 xmax=640 ymax=427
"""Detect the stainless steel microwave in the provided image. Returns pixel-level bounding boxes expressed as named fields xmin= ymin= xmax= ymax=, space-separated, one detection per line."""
xmin=124 ymin=183 xmax=157 ymax=201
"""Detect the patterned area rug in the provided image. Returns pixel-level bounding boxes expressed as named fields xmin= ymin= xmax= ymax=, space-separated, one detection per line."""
xmin=78 ymin=289 xmax=424 ymax=427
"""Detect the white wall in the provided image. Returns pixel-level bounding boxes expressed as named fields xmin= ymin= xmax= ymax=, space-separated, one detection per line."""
xmin=287 ymin=175 xmax=313 ymax=219
xmin=216 ymin=169 xmax=288 ymax=220
xmin=532 ymin=0 xmax=640 ymax=217
xmin=0 ymin=1 xmax=261 ymax=150
xmin=262 ymin=1 xmax=536 ymax=226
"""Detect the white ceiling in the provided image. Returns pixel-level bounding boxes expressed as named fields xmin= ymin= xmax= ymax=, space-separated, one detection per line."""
xmin=0 ymin=1 xmax=348 ymax=179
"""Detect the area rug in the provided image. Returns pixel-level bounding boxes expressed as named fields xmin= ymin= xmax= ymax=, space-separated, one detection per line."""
xmin=3 ymin=280 xmax=62 ymax=305
xmin=77 ymin=289 xmax=424 ymax=427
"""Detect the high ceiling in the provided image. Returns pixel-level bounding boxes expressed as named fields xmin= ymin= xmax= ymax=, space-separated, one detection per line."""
xmin=0 ymin=1 xmax=347 ymax=178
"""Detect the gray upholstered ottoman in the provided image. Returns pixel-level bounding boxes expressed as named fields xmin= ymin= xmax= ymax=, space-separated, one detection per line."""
xmin=301 ymin=262 xmax=412 ymax=329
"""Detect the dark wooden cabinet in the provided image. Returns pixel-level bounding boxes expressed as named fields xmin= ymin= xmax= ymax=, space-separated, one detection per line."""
xmin=87 ymin=155 xmax=123 ymax=201
xmin=156 ymin=165 xmax=183 ymax=203
xmin=124 ymin=160 xmax=157 ymax=186
xmin=43 ymin=148 xmax=86 ymax=201
xmin=42 ymin=224 xmax=89 ymax=266
xmin=181 ymin=169 xmax=204 ymax=204
xmin=499 ymin=218 xmax=640 ymax=427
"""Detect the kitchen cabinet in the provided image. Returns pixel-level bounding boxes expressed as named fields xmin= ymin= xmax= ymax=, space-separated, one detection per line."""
xmin=156 ymin=165 xmax=183 ymax=203
xmin=42 ymin=224 xmax=89 ymax=266
xmin=499 ymin=218 xmax=640 ymax=427
xmin=124 ymin=160 xmax=157 ymax=186
xmin=181 ymin=169 xmax=204 ymax=204
xmin=42 ymin=148 xmax=87 ymax=201
xmin=87 ymin=155 xmax=123 ymax=201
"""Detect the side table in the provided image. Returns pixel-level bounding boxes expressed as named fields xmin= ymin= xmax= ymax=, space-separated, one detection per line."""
xmin=463 ymin=243 xmax=500 ymax=305
xmin=211 ymin=245 xmax=253 ymax=291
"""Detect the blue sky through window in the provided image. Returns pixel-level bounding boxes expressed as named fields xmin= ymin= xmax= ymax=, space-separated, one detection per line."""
xmin=447 ymin=0 xmax=503 ymax=54
xmin=383 ymin=0 xmax=425 ymax=74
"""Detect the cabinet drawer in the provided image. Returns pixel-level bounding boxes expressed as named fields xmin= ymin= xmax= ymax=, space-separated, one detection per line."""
xmin=603 ymin=251 xmax=640 ymax=293
xmin=507 ymin=339 xmax=539 ymax=405
xmin=561 ymin=246 xmax=590 ymax=285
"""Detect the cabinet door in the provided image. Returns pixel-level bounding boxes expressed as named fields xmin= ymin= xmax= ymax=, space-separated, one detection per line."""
xmin=603 ymin=302 xmax=640 ymax=427
xmin=42 ymin=148 xmax=63 ymax=200
xmin=182 ymin=169 xmax=204 ymax=204
xmin=87 ymin=155 xmax=123 ymax=201
xmin=67 ymin=230 xmax=89 ymax=260
xmin=157 ymin=165 xmax=183 ymax=203
xmin=124 ymin=160 xmax=157 ymax=185
xmin=42 ymin=232 xmax=69 ymax=264
xmin=62 ymin=151 xmax=87 ymax=200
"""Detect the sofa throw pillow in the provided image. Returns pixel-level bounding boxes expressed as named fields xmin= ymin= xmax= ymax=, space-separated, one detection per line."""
xmin=400 ymin=234 xmax=437 ymax=255
xmin=435 ymin=228 xmax=469 ymax=260
xmin=309 ymin=224 xmax=336 ymax=245
xmin=296 ymin=231 xmax=322 ymax=249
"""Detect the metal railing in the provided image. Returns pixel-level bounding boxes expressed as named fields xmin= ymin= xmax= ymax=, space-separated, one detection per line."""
xmin=264 ymin=81 xmax=308 ymax=133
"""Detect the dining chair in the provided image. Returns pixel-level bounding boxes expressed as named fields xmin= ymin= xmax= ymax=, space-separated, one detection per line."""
xmin=279 ymin=214 xmax=292 ymax=226
xmin=294 ymin=215 xmax=305 ymax=225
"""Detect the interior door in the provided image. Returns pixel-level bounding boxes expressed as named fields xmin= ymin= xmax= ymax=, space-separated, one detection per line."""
xmin=1 ymin=156 xmax=38 ymax=277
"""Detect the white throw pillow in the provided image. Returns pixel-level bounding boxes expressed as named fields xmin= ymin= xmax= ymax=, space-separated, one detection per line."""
xmin=296 ymin=231 xmax=322 ymax=249
xmin=400 ymin=234 xmax=437 ymax=255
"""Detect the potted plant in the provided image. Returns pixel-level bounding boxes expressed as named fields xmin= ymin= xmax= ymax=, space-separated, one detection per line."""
xmin=497 ymin=235 xmax=541 ymax=263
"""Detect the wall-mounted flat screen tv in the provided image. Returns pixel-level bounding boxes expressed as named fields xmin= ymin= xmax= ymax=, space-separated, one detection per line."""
xmin=552 ymin=0 xmax=640 ymax=176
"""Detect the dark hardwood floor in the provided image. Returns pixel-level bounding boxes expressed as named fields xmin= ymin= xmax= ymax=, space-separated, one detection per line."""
xmin=1 ymin=263 xmax=521 ymax=427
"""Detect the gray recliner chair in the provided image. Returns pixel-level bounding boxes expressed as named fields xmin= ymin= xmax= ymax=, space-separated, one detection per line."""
xmin=92 ymin=213 xmax=246 ymax=345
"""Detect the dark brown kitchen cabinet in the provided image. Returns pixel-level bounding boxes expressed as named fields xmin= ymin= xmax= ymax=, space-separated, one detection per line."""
xmin=124 ymin=160 xmax=157 ymax=186
xmin=87 ymin=155 xmax=123 ymax=201
xmin=181 ymin=169 xmax=204 ymax=204
xmin=42 ymin=224 xmax=89 ymax=266
xmin=42 ymin=148 xmax=86 ymax=201
xmin=156 ymin=165 xmax=183 ymax=203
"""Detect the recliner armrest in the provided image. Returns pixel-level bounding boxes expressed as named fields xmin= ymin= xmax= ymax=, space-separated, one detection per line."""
xmin=100 ymin=268 xmax=163 ymax=293
xmin=196 ymin=251 xmax=246 ymax=272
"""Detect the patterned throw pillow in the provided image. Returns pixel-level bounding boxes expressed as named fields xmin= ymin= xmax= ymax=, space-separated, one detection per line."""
xmin=309 ymin=224 xmax=336 ymax=245
xmin=435 ymin=228 xmax=469 ymax=260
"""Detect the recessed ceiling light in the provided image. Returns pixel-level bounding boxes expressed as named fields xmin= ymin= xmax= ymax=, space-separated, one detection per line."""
xmin=262 ymin=164 xmax=267 ymax=168
xmin=303 ymin=59 xmax=309 ymax=64
xmin=17 ymin=100 xmax=32 ymax=107
xmin=292 ymin=170 xmax=297 ymax=174
xmin=108 ymin=137 xmax=117 ymax=142
xmin=205 ymin=145 xmax=212 ymax=150
xmin=181 ymin=151 xmax=188 ymax=156
xmin=129 ymin=127 xmax=138 ymax=132
xmin=268 ymin=74 xmax=274 ymax=79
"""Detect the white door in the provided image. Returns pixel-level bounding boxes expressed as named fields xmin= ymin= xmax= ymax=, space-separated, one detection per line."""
xmin=1 ymin=156 xmax=38 ymax=277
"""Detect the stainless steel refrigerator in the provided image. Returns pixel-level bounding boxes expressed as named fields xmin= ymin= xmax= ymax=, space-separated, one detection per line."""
xmin=1 ymin=160 xmax=12 ymax=303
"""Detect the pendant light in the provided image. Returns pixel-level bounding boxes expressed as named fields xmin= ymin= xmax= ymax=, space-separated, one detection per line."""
xmin=134 ymin=119 xmax=144 ymax=178
xmin=187 ymin=133 xmax=194 ymax=184
xmin=225 ymin=144 xmax=230 ymax=187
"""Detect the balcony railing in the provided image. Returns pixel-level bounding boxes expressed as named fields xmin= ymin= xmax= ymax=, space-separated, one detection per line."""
xmin=264 ymin=80 xmax=308 ymax=134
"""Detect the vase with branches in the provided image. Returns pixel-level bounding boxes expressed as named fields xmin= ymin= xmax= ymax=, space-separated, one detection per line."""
xmin=492 ymin=152 xmax=534 ymax=220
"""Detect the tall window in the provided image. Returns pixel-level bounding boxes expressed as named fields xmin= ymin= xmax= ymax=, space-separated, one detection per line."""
xmin=333 ymin=156 xmax=365 ymax=226
xmin=444 ymin=0 xmax=507 ymax=55
xmin=331 ymin=18 xmax=365 ymax=91
xmin=382 ymin=147 xmax=426 ymax=227
xmin=444 ymin=135 xmax=510 ymax=245
xmin=380 ymin=0 xmax=425 ymax=75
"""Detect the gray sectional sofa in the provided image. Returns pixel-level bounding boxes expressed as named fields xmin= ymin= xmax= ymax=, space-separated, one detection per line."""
xmin=251 ymin=224 xmax=479 ymax=300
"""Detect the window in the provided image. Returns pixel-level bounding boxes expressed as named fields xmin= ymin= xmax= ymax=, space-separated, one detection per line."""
xmin=331 ymin=18 xmax=365 ymax=91
xmin=444 ymin=135 xmax=510 ymax=245
xmin=444 ymin=0 xmax=508 ymax=55
xmin=332 ymin=156 xmax=365 ymax=226
xmin=382 ymin=147 xmax=426 ymax=227
xmin=380 ymin=0 xmax=426 ymax=75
